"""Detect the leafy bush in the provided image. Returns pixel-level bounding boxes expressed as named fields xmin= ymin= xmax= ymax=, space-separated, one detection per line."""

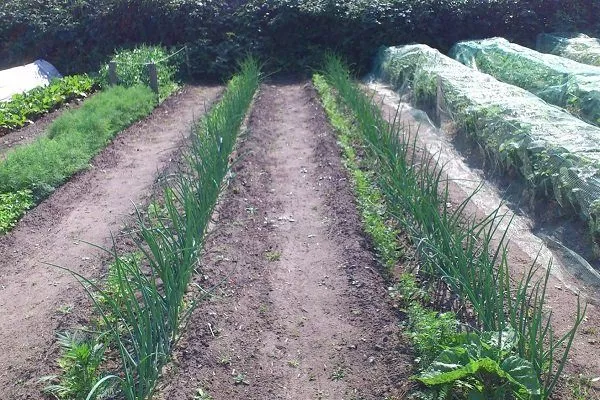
xmin=0 ymin=74 xmax=96 ymax=133
xmin=98 ymin=45 xmax=181 ymax=101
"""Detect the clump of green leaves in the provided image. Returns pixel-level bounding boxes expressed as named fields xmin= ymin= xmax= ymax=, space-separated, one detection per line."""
xmin=407 ymin=304 xmax=458 ymax=370
xmin=417 ymin=329 xmax=541 ymax=399
xmin=265 ymin=250 xmax=281 ymax=261
xmin=0 ymin=74 xmax=96 ymax=133
xmin=0 ymin=190 xmax=33 ymax=233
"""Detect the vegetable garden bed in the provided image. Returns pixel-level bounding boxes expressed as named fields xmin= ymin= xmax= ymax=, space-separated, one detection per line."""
xmin=372 ymin=44 xmax=600 ymax=240
xmin=322 ymin=56 xmax=585 ymax=399
xmin=450 ymin=37 xmax=600 ymax=127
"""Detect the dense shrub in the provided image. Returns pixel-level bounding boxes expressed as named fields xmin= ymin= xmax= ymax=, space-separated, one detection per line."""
xmin=98 ymin=45 xmax=181 ymax=101
xmin=1 ymin=0 xmax=599 ymax=79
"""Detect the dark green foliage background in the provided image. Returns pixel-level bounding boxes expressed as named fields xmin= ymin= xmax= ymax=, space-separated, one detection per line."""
xmin=1 ymin=0 xmax=598 ymax=79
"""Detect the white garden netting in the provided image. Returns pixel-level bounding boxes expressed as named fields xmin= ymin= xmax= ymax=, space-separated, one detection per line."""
xmin=450 ymin=37 xmax=600 ymax=127
xmin=0 ymin=59 xmax=62 ymax=102
xmin=537 ymin=33 xmax=600 ymax=67
xmin=372 ymin=44 xmax=600 ymax=233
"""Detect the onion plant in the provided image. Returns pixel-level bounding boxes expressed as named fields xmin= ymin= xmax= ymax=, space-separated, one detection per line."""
xmin=56 ymin=58 xmax=260 ymax=400
xmin=320 ymin=55 xmax=585 ymax=399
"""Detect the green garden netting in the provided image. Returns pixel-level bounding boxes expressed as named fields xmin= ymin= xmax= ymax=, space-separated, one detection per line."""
xmin=537 ymin=33 xmax=600 ymax=67
xmin=450 ymin=37 xmax=600 ymax=127
xmin=372 ymin=44 xmax=600 ymax=233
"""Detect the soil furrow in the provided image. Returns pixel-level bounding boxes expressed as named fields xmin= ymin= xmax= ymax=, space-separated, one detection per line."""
xmin=158 ymin=80 xmax=411 ymax=399
xmin=0 ymin=85 xmax=222 ymax=398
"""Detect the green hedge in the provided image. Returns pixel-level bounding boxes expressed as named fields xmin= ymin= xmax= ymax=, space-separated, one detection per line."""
xmin=1 ymin=0 xmax=599 ymax=78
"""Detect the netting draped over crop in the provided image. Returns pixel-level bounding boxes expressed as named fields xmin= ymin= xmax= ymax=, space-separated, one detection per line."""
xmin=537 ymin=33 xmax=600 ymax=67
xmin=372 ymin=44 xmax=600 ymax=234
xmin=449 ymin=37 xmax=600 ymax=127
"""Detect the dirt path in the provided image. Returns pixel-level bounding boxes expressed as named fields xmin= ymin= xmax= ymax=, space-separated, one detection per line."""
xmin=0 ymin=85 xmax=221 ymax=398
xmin=369 ymin=83 xmax=600 ymax=387
xmin=0 ymin=96 xmax=88 ymax=158
xmin=157 ymin=81 xmax=411 ymax=399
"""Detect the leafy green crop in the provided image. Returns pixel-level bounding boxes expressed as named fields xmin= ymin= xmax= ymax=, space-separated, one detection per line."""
xmin=537 ymin=33 xmax=600 ymax=67
xmin=0 ymin=74 xmax=96 ymax=133
xmin=0 ymin=85 xmax=156 ymax=201
xmin=0 ymin=190 xmax=33 ymax=233
xmin=0 ymin=85 xmax=156 ymax=235
xmin=417 ymin=329 xmax=541 ymax=399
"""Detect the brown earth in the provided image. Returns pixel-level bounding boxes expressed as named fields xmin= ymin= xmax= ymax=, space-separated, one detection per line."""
xmin=0 ymin=85 xmax=222 ymax=399
xmin=0 ymin=96 xmax=88 ymax=158
xmin=157 ymin=80 xmax=413 ymax=400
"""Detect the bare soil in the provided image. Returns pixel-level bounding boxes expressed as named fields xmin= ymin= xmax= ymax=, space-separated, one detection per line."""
xmin=0 ymin=85 xmax=222 ymax=399
xmin=0 ymin=96 xmax=89 ymax=158
xmin=369 ymin=83 xmax=600 ymax=395
xmin=157 ymin=80 xmax=412 ymax=399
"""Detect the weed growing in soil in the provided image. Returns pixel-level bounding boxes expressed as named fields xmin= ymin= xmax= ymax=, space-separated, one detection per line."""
xmin=41 ymin=332 xmax=105 ymax=400
xmin=193 ymin=388 xmax=214 ymax=400
xmin=233 ymin=372 xmax=249 ymax=385
xmin=315 ymin=56 xmax=586 ymax=399
xmin=265 ymin=250 xmax=281 ymax=261
xmin=52 ymin=58 xmax=260 ymax=400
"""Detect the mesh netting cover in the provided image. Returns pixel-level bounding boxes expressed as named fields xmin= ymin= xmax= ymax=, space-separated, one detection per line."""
xmin=372 ymin=44 xmax=600 ymax=232
xmin=449 ymin=37 xmax=600 ymax=127
xmin=537 ymin=33 xmax=600 ymax=67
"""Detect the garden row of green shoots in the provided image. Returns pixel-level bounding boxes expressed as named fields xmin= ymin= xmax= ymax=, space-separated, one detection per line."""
xmin=315 ymin=56 xmax=585 ymax=400
xmin=42 ymin=58 xmax=260 ymax=400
